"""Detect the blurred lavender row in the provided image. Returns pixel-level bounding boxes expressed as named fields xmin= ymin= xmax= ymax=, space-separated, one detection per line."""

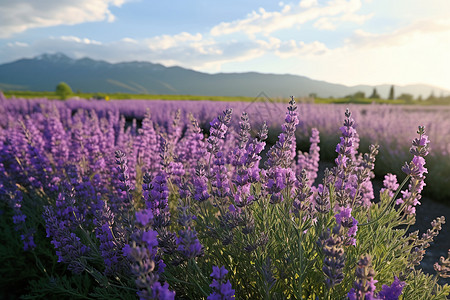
xmin=2 ymin=94 xmax=449 ymax=202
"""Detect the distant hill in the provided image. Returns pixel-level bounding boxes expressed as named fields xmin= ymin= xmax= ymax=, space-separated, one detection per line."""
xmin=0 ymin=53 xmax=448 ymax=99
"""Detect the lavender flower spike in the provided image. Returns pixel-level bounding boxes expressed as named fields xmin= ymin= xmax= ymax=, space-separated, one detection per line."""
xmin=398 ymin=126 xmax=430 ymax=215
xmin=318 ymin=225 xmax=346 ymax=288
xmin=335 ymin=207 xmax=358 ymax=246
xmin=434 ymin=250 xmax=450 ymax=278
xmin=265 ymin=96 xmax=299 ymax=169
xmin=377 ymin=277 xmax=406 ymax=299
xmin=335 ymin=108 xmax=357 ymax=172
xmin=348 ymin=255 xmax=377 ymax=300
xmin=176 ymin=206 xmax=203 ymax=260
xmin=208 ymin=266 xmax=235 ymax=300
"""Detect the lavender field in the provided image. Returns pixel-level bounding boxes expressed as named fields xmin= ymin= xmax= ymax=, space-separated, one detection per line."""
xmin=3 ymin=94 xmax=450 ymax=202
xmin=1 ymin=94 xmax=449 ymax=299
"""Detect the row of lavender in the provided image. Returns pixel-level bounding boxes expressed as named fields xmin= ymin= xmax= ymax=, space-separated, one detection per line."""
xmin=0 ymin=95 xmax=449 ymax=298
xmin=2 ymin=94 xmax=449 ymax=202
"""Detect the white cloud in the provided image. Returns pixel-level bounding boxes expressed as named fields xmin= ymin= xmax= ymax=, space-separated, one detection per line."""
xmin=146 ymin=32 xmax=203 ymax=51
xmin=313 ymin=11 xmax=373 ymax=31
xmin=300 ymin=0 xmax=318 ymax=8
xmin=210 ymin=0 xmax=369 ymax=37
xmin=313 ymin=18 xmax=337 ymax=30
xmin=347 ymin=18 xmax=450 ymax=48
xmin=7 ymin=41 xmax=29 ymax=47
xmin=263 ymin=37 xmax=330 ymax=58
xmin=0 ymin=0 xmax=127 ymax=38
xmin=59 ymin=36 xmax=102 ymax=45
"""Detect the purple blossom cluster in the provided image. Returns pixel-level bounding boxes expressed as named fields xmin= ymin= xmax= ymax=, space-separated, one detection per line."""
xmin=123 ymin=209 xmax=175 ymax=299
xmin=11 ymin=190 xmax=36 ymax=251
xmin=318 ymin=225 xmax=346 ymax=288
xmin=296 ymin=127 xmax=320 ymax=184
xmin=208 ymin=266 xmax=235 ymax=300
xmin=397 ymin=126 xmax=430 ymax=215
xmin=176 ymin=205 xmax=203 ymax=260
xmin=335 ymin=207 xmax=358 ymax=246
xmin=348 ymin=255 xmax=406 ymax=300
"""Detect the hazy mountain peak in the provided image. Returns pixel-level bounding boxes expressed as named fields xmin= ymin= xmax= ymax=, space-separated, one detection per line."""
xmin=35 ymin=52 xmax=72 ymax=62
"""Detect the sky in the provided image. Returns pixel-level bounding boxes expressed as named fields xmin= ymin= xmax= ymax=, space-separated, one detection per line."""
xmin=1 ymin=0 xmax=450 ymax=90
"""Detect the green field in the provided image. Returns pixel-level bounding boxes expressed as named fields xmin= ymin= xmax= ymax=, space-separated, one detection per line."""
xmin=3 ymin=90 xmax=450 ymax=105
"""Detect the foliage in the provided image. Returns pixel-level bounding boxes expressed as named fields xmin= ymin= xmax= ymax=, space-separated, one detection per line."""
xmin=55 ymin=82 xmax=73 ymax=100
xmin=369 ymin=88 xmax=381 ymax=99
xmin=397 ymin=93 xmax=414 ymax=102
xmin=389 ymin=85 xmax=395 ymax=100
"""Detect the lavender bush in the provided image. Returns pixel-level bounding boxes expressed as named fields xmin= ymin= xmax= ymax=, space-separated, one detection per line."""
xmin=0 ymin=95 xmax=449 ymax=299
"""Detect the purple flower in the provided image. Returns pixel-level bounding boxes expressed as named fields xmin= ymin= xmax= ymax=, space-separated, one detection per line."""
xmin=264 ymin=167 xmax=296 ymax=204
xmin=334 ymin=109 xmax=357 ymax=184
xmin=176 ymin=205 xmax=203 ymax=259
xmin=43 ymin=191 xmax=90 ymax=274
xmin=205 ymin=110 xmax=233 ymax=200
xmin=297 ymin=128 xmax=320 ymax=185
xmin=265 ymin=97 xmax=298 ymax=169
xmin=126 ymin=208 xmax=174 ymax=300
xmin=193 ymin=164 xmax=210 ymax=202
xmin=211 ymin=151 xmax=231 ymax=198
xmin=335 ymin=207 xmax=358 ymax=246
xmin=95 ymin=222 xmax=123 ymax=276
xmin=377 ymin=277 xmax=406 ymax=299
xmin=412 ymin=156 xmax=427 ymax=175
xmin=402 ymin=126 xmax=429 ymax=179
xmin=318 ymin=225 xmax=346 ymax=288
xmin=293 ymin=170 xmax=314 ymax=214
xmin=146 ymin=172 xmax=171 ymax=229
xmin=398 ymin=126 xmax=430 ymax=215
xmin=176 ymin=229 xmax=203 ymax=259
xmin=9 ymin=190 xmax=36 ymax=251
xmin=176 ymin=114 xmax=206 ymax=176
xmin=136 ymin=209 xmax=154 ymax=227
xmin=208 ymin=266 xmax=235 ymax=300
xmin=150 ymin=282 xmax=175 ymax=300
xmin=207 ymin=109 xmax=233 ymax=155
xmin=380 ymin=174 xmax=399 ymax=199
xmin=21 ymin=231 xmax=36 ymax=251
xmin=135 ymin=110 xmax=160 ymax=175
xmin=348 ymin=255 xmax=377 ymax=300
xmin=434 ymin=250 xmax=450 ymax=279
xmin=143 ymin=230 xmax=159 ymax=248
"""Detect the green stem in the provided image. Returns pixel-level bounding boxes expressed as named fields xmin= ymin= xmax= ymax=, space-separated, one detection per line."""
xmin=190 ymin=259 xmax=210 ymax=297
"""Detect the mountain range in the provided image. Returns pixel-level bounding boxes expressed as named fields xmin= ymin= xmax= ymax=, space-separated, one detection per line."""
xmin=0 ymin=53 xmax=448 ymax=99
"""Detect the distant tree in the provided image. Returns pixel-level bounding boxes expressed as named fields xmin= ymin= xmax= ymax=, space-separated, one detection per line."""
xmin=417 ymin=95 xmax=423 ymax=101
xmin=397 ymin=93 xmax=414 ymax=102
xmin=353 ymin=91 xmax=365 ymax=99
xmin=369 ymin=88 xmax=380 ymax=99
xmin=427 ymin=91 xmax=436 ymax=101
xmin=56 ymin=82 xmax=72 ymax=100
xmin=309 ymin=93 xmax=317 ymax=98
xmin=388 ymin=85 xmax=395 ymax=100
